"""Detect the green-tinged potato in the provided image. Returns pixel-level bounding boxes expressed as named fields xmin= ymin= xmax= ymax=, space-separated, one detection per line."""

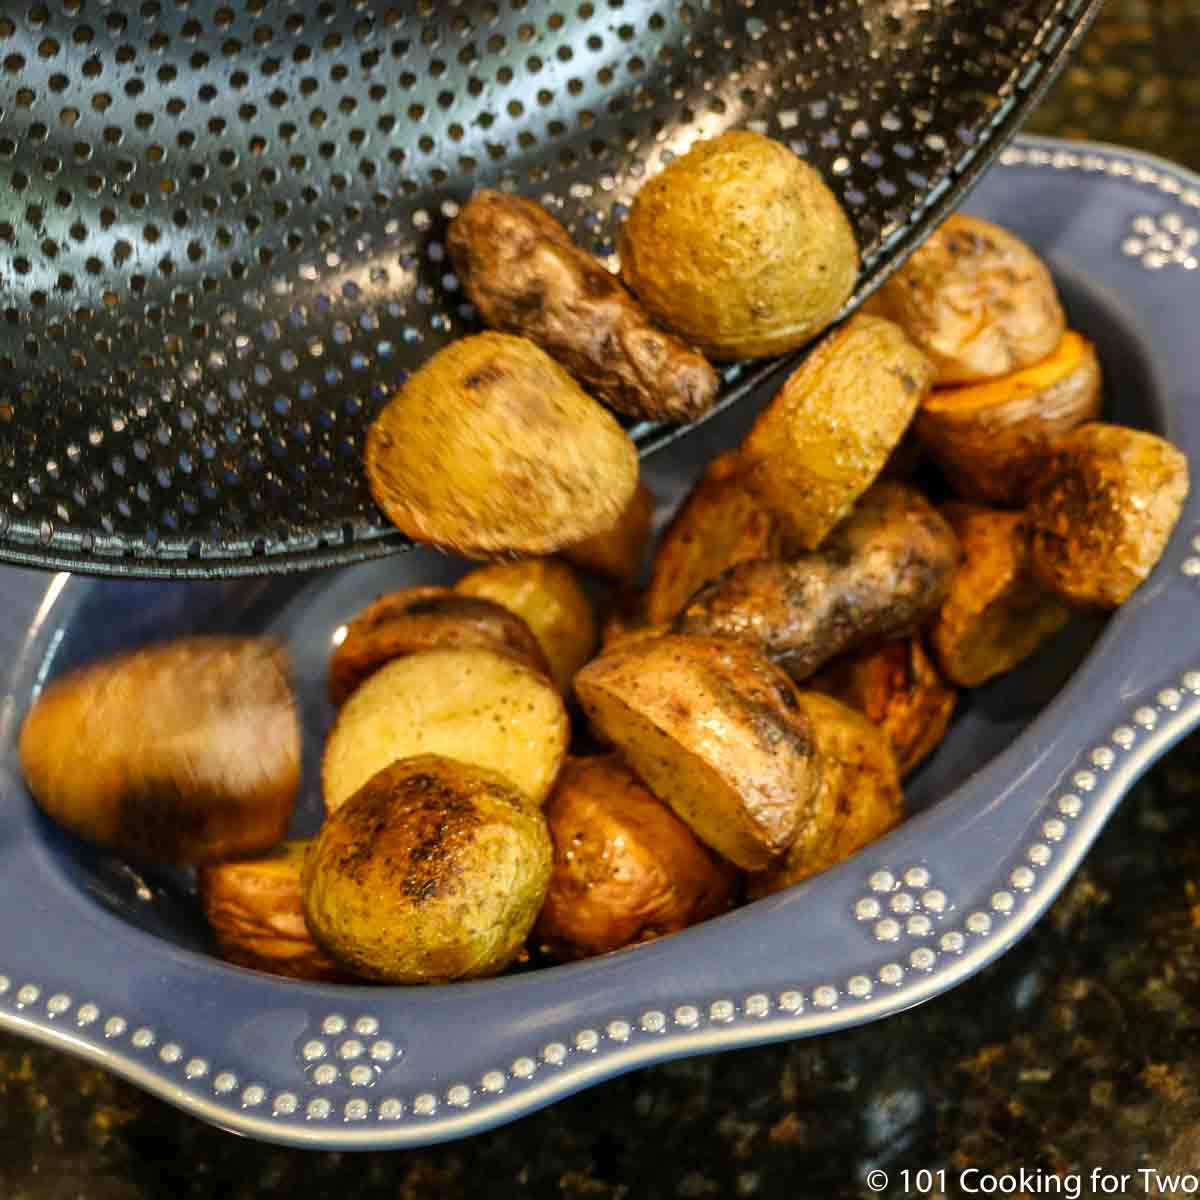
xmin=619 ymin=131 xmax=859 ymax=361
xmin=575 ymin=635 xmax=822 ymax=871
xmin=1026 ymin=423 xmax=1189 ymax=609
xmin=365 ymin=332 xmax=638 ymax=558
xmin=303 ymin=756 xmax=552 ymax=984
xmin=19 ymin=637 xmax=299 ymax=865
xmin=563 ymin=481 xmax=657 ymax=584
xmin=739 ymin=314 xmax=934 ymax=550
xmin=322 ymin=647 xmax=568 ymax=812
xmin=747 ymin=693 xmax=903 ymax=896
xmin=535 ymin=757 xmax=738 ymax=961
xmin=198 ymin=841 xmax=351 ymax=982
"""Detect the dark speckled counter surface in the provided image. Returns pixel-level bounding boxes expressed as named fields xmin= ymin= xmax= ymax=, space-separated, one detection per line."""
xmin=7 ymin=3 xmax=1200 ymax=1196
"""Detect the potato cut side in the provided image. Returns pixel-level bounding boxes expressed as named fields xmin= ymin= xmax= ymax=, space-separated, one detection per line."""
xmin=740 ymin=314 xmax=935 ymax=551
xmin=563 ymin=481 xmax=656 ymax=584
xmin=575 ymin=635 xmax=821 ymax=871
xmin=931 ymin=505 xmax=1070 ymax=687
xmin=915 ymin=330 xmax=1102 ymax=506
xmin=322 ymin=647 xmax=568 ymax=812
xmin=365 ymin=332 xmax=638 ymax=558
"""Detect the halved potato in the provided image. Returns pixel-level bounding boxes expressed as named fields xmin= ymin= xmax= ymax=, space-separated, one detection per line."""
xmin=455 ymin=558 xmax=598 ymax=692
xmin=563 ymin=481 xmax=656 ymax=584
xmin=930 ymin=505 xmax=1070 ymax=687
xmin=915 ymin=330 xmax=1103 ymax=506
xmin=1026 ymin=423 xmax=1189 ymax=609
xmin=575 ymin=635 xmax=821 ymax=871
xmin=321 ymin=647 xmax=568 ymax=812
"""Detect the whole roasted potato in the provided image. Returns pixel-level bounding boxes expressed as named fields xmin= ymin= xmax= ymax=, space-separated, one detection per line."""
xmin=328 ymin=586 xmax=550 ymax=706
xmin=748 ymin=693 xmax=903 ymax=896
xmin=365 ymin=332 xmax=638 ymax=558
xmin=575 ymin=635 xmax=822 ymax=871
xmin=448 ymin=190 xmax=718 ymax=424
xmin=303 ymin=755 xmax=553 ymax=984
xmin=19 ymin=637 xmax=299 ymax=865
xmin=865 ymin=213 xmax=1065 ymax=385
xmin=677 ymin=481 xmax=959 ymax=681
xmin=198 ymin=841 xmax=350 ymax=982
xmin=619 ymin=131 xmax=859 ymax=361
xmin=535 ymin=756 xmax=738 ymax=961
xmin=1026 ymin=423 xmax=1189 ymax=609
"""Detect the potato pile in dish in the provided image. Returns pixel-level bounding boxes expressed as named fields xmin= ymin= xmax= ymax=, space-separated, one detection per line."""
xmin=18 ymin=134 xmax=1190 ymax=987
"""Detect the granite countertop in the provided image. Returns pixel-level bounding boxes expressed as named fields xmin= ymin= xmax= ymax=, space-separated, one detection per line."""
xmin=5 ymin=3 xmax=1200 ymax=1197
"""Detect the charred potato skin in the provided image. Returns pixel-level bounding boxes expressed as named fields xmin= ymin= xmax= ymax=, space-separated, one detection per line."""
xmin=748 ymin=693 xmax=903 ymax=896
xmin=810 ymin=638 xmax=956 ymax=778
xmin=535 ymin=757 xmax=738 ymax=961
xmin=1026 ymin=423 xmax=1190 ymax=609
xmin=676 ymin=482 xmax=959 ymax=682
xmin=303 ymin=756 xmax=553 ymax=985
xmin=19 ymin=637 xmax=299 ymax=865
xmin=365 ymin=332 xmax=638 ymax=558
xmin=563 ymin=482 xmax=657 ymax=584
xmin=575 ymin=635 xmax=822 ymax=871
xmin=328 ymin=586 xmax=550 ymax=705
xmin=914 ymin=330 xmax=1103 ymax=506
xmin=619 ymin=131 xmax=859 ymax=361
xmin=198 ymin=841 xmax=350 ymax=982
xmin=865 ymin=213 xmax=1065 ymax=385
xmin=447 ymin=190 xmax=718 ymax=425
xmin=740 ymin=314 xmax=935 ymax=551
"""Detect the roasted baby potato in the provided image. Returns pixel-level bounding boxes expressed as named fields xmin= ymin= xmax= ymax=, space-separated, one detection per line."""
xmin=677 ymin=481 xmax=959 ymax=681
xmin=739 ymin=313 xmax=935 ymax=550
xmin=915 ymin=330 xmax=1103 ymax=506
xmin=19 ymin=637 xmax=299 ymax=865
xmin=365 ymin=332 xmax=638 ymax=558
xmin=575 ymin=635 xmax=822 ymax=871
xmin=303 ymin=755 xmax=553 ymax=984
xmin=198 ymin=841 xmax=349 ymax=982
xmin=619 ymin=131 xmax=859 ymax=361
xmin=322 ymin=647 xmax=568 ymax=812
xmin=1026 ymin=423 xmax=1189 ymax=609
xmin=645 ymin=451 xmax=780 ymax=625
xmin=810 ymin=638 xmax=956 ymax=778
xmin=535 ymin=756 xmax=738 ymax=961
xmin=930 ymin=505 xmax=1070 ymax=687
xmin=455 ymin=558 xmax=598 ymax=692
xmin=328 ymin=586 xmax=550 ymax=706
xmin=448 ymin=190 xmax=718 ymax=424
xmin=865 ymin=213 xmax=1065 ymax=386
xmin=747 ymin=693 xmax=903 ymax=896
xmin=563 ymin=481 xmax=656 ymax=584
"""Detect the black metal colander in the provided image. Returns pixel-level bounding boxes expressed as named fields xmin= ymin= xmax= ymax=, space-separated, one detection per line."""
xmin=0 ymin=0 xmax=1101 ymax=578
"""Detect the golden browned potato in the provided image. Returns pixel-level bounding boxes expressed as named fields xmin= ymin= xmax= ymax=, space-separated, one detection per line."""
xmin=1026 ymin=423 xmax=1189 ymax=609
xmin=930 ymin=505 xmax=1070 ymax=687
xmin=198 ymin=841 xmax=350 ymax=982
xmin=619 ymin=131 xmax=859 ymax=361
xmin=810 ymin=638 xmax=956 ymax=778
xmin=563 ymin=481 xmax=656 ymax=584
xmin=19 ymin=637 xmax=299 ymax=865
xmin=748 ymin=693 xmax=903 ymax=896
xmin=575 ymin=635 xmax=821 ymax=871
xmin=322 ymin=647 xmax=568 ymax=812
xmin=534 ymin=756 xmax=738 ymax=961
xmin=455 ymin=558 xmax=598 ymax=692
xmin=739 ymin=314 xmax=935 ymax=550
xmin=447 ymin=190 xmax=719 ymax=424
xmin=677 ymin=481 xmax=959 ymax=681
xmin=600 ymin=589 xmax=649 ymax=649
xmin=303 ymin=755 xmax=552 ymax=984
xmin=328 ymin=586 xmax=550 ymax=706
xmin=644 ymin=451 xmax=780 ymax=625
xmin=865 ymin=213 xmax=1065 ymax=386
xmin=915 ymin=331 xmax=1103 ymax=506
xmin=365 ymin=332 xmax=638 ymax=558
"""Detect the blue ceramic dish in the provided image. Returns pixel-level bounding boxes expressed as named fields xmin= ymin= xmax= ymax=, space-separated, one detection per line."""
xmin=2 ymin=135 xmax=1200 ymax=1149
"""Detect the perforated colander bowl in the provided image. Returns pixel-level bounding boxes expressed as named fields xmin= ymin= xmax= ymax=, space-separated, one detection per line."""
xmin=0 ymin=0 xmax=1101 ymax=577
